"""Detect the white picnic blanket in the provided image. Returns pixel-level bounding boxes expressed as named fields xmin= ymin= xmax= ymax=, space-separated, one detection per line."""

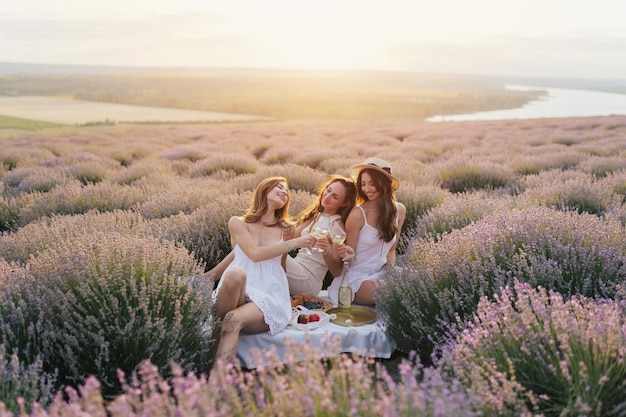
xmin=236 ymin=291 xmax=396 ymax=368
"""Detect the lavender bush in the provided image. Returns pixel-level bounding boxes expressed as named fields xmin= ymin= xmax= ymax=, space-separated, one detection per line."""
xmin=0 ymin=195 xmax=20 ymax=233
xmin=0 ymin=209 xmax=152 ymax=265
xmin=0 ymin=264 xmax=57 ymax=412
xmin=0 ymin=345 xmax=56 ymax=414
xmin=509 ymin=148 xmax=585 ymax=175
xmin=442 ymin=281 xmax=626 ymax=416
xmin=25 ymin=233 xmax=214 ymax=398
xmin=378 ymin=206 xmax=626 ymax=362
xmin=136 ymin=177 xmax=224 ymax=219
xmin=395 ymin=183 xmax=451 ymax=249
xmin=17 ymin=181 xmax=151 ymax=225
xmin=600 ymin=170 xmax=626 ymax=203
xmin=578 ymin=155 xmax=626 ymax=178
xmin=188 ymin=153 xmax=259 ymax=178
xmin=2 ymin=116 xmax=626 ymax=414
xmin=149 ymin=192 xmax=249 ymax=269
xmin=0 ymin=338 xmax=532 ymax=417
xmin=433 ymin=158 xmax=518 ymax=194
xmin=524 ymin=174 xmax=621 ymax=216
xmin=5 ymin=167 xmax=68 ymax=195
xmin=406 ymin=192 xmax=514 ymax=242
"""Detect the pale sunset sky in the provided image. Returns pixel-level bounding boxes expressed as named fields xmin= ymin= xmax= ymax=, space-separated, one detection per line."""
xmin=2 ymin=0 xmax=625 ymax=79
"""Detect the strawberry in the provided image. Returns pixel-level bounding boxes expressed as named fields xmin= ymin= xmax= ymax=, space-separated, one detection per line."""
xmin=297 ymin=314 xmax=309 ymax=324
xmin=309 ymin=313 xmax=320 ymax=322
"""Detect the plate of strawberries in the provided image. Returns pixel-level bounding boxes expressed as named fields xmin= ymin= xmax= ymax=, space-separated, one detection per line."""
xmin=288 ymin=305 xmax=330 ymax=330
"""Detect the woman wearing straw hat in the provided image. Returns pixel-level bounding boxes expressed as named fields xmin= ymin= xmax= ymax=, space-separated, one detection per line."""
xmin=328 ymin=157 xmax=406 ymax=306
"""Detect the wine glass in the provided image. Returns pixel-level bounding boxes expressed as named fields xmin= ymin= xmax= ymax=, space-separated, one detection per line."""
xmin=303 ymin=216 xmax=327 ymax=255
xmin=330 ymin=220 xmax=346 ymax=245
xmin=310 ymin=225 xmax=329 ymax=253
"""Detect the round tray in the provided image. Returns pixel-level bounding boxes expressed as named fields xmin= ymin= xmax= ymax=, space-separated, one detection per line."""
xmin=327 ymin=306 xmax=376 ymax=326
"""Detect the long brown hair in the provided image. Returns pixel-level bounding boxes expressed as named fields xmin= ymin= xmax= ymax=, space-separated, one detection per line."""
xmin=298 ymin=175 xmax=357 ymax=225
xmin=355 ymin=168 xmax=397 ymax=242
xmin=243 ymin=176 xmax=292 ymax=228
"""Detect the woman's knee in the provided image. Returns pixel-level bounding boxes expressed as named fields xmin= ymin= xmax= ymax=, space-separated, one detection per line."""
xmin=222 ymin=267 xmax=246 ymax=290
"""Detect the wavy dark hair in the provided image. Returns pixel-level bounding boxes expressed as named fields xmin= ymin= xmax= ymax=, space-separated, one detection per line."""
xmin=355 ymin=168 xmax=398 ymax=242
xmin=298 ymin=175 xmax=357 ymax=225
xmin=243 ymin=176 xmax=292 ymax=229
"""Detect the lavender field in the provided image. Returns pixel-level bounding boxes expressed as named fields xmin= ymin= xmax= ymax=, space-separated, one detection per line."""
xmin=2 ymin=115 xmax=626 ymax=416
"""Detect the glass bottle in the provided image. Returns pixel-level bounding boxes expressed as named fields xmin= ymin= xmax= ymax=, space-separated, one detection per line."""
xmin=337 ymin=262 xmax=352 ymax=313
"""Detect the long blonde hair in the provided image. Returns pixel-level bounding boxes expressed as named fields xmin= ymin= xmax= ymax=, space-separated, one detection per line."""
xmin=243 ymin=176 xmax=292 ymax=229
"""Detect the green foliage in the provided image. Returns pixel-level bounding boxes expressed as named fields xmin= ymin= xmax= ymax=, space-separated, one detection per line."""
xmin=18 ymin=181 xmax=151 ymax=225
xmin=435 ymin=158 xmax=518 ymax=193
xmin=0 ymin=344 xmax=56 ymax=414
xmin=0 ymin=195 xmax=20 ymax=233
xmin=1 ymin=114 xmax=626 ymax=413
xmin=0 ymin=115 xmax=62 ymax=130
xmin=151 ymin=193 xmax=249 ymax=269
xmin=26 ymin=233 xmax=213 ymax=399
xmin=525 ymin=175 xmax=621 ymax=216
xmin=188 ymin=153 xmax=259 ymax=177
xmin=0 ymin=263 xmax=57 ymax=412
xmin=396 ymin=183 xmax=451 ymax=252
xmin=443 ymin=281 xmax=626 ymax=416
xmin=379 ymin=207 xmax=626 ymax=363
xmin=0 ymin=71 xmax=543 ymax=121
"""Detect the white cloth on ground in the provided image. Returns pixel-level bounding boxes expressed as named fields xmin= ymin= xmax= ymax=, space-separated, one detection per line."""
xmin=237 ymin=291 xmax=395 ymax=368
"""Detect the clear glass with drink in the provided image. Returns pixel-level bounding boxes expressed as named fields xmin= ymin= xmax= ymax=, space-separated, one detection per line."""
xmin=303 ymin=215 xmax=330 ymax=255
xmin=330 ymin=220 xmax=346 ymax=245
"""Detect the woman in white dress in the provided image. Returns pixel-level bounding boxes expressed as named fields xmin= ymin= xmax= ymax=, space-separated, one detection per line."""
xmin=212 ymin=177 xmax=315 ymax=364
xmin=208 ymin=175 xmax=357 ymax=297
xmin=286 ymin=175 xmax=356 ymax=295
xmin=328 ymin=157 xmax=406 ymax=306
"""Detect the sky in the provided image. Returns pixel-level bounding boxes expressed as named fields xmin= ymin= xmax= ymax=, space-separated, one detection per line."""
xmin=2 ymin=0 xmax=626 ymax=79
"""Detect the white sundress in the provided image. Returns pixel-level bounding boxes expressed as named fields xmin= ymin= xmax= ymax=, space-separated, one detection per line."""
xmin=286 ymin=213 xmax=341 ymax=296
xmin=216 ymin=242 xmax=292 ymax=335
xmin=327 ymin=205 xmax=397 ymax=306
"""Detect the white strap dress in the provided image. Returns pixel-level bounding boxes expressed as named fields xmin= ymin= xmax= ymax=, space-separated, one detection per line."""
xmin=327 ymin=205 xmax=397 ymax=306
xmin=216 ymin=241 xmax=292 ymax=335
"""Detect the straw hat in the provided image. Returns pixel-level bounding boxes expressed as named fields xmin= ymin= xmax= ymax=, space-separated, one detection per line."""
xmin=350 ymin=157 xmax=400 ymax=191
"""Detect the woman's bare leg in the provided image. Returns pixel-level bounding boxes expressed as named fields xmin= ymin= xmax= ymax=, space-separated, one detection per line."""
xmin=214 ymin=302 xmax=268 ymax=363
xmin=353 ymin=279 xmax=381 ymax=306
xmin=215 ymin=267 xmax=247 ymax=318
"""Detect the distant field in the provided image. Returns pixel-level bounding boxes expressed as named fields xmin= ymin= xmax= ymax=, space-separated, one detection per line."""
xmin=0 ymin=96 xmax=271 ymax=125
xmin=0 ymin=114 xmax=62 ymax=130
xmin=0 ymin=71 xmax=541 ymax=123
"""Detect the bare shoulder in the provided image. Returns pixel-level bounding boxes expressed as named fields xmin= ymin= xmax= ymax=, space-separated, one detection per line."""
xmin=347 ymin=205 xmax=365 ymax=221
xmin=348 ymin=205 xmax=365 ymax=218
xmin=228 ymin=216 xmax=246 ymax=229
xmin=345 ymin=205 xmax=365 ymax=231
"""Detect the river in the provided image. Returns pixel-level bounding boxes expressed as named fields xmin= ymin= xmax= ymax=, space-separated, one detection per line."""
xmin=426 ymin=85 xmax=626 ymax=122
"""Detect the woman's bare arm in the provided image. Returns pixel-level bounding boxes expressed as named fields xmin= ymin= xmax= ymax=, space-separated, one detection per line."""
xmin=386 ymin=202 xmax=406 ymax=265
xmin=205 ymin=250 xmax=235 ymax=282
xmin=229 ymin=216 xmax=313 ymax=263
